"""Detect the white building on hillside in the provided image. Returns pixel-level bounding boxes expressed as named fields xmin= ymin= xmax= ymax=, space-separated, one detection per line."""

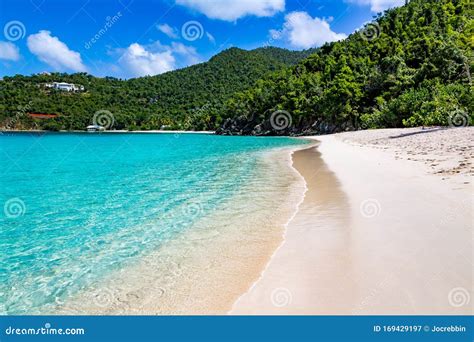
xmin=45 ymin=82 xmax=84 ymax=92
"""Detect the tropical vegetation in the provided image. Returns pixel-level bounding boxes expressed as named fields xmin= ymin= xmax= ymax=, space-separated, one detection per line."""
xmin=0 ymin=0 xmax=471 ymax=134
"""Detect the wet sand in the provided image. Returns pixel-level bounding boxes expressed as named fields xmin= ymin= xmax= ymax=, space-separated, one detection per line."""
xmin=231 ymin=144 xmax=356 ymax=314
xmin=55 ymin=147 xmax=306 ymax=315
xmin=232 ymin=130 xmax=472 ymax=314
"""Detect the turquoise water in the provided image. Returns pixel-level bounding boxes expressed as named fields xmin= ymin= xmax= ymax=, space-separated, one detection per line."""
xmin=0 ymin=132 xmax=305 ymax=314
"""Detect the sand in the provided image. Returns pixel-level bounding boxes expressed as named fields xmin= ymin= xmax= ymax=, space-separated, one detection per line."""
xmin=231 ymin=127 xmax=473 ymax=315
xmin=55 ymin=146 xmax=306 ymax=315
xmin=334 ymin=127 xmax=473 ymax=182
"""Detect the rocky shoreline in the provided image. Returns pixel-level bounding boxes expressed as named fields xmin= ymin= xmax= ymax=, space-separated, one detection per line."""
xmin=215 ymin=115 xmax=360 ymax=136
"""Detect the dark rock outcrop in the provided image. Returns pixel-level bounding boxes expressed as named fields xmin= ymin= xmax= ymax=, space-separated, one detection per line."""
xmin=215 ymin=115 xmax=357 ymax=136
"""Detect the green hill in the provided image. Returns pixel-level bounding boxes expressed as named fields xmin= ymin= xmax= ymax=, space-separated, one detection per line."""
xmin=1 ymin=0 xmax=471 ymax=134
xmin=217 ymin=0 xmax=473 ymax=135
xmin=0 ymin=47 xmax=315 ymax=131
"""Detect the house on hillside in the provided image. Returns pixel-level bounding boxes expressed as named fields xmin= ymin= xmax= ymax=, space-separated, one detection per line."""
xmin=45 ymin=82 xmax=84 ymax=92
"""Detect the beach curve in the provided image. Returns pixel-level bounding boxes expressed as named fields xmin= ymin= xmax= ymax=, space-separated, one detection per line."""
xmin=231 ymin=128 xmax=472 ymax=315
xmin=53 ymin=143 xmax=309 ymax=315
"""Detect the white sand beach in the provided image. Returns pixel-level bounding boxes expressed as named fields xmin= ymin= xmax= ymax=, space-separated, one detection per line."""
xmin=49 ymin=127 xmax=472 ymax=315
xmin=231 ymin=127 xmax=473 ymax=315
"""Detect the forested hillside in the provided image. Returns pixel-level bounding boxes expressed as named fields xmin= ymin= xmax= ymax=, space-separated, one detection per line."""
xmin=0 ymin=47 xmax=315 ymax=131
xmin=217 ymin=0 xmax=473 ymax=135
xmin=0 ymin=0 xmax=471 ymax=134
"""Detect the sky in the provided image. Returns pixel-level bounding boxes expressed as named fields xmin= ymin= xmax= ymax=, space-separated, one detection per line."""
xmin=0 ymin=0 xmax=404 ymax=79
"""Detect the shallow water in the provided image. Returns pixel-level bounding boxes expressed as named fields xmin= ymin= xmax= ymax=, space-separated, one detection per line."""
xmin=0 ymin=132 xmax=306 ymax=314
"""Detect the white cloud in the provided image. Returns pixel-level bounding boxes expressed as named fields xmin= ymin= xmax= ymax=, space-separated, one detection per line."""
xmin=271 ymin=11 xmax=347 ymax=49
xmin=170 ymin=42 xmax=201 ymax=65
xmin=119 ymin=43 xmax=175 ymax=77
xmin=346 ymin=0 xmax=405 ymax=12
xmin=0 ymin=41 xmax=20 ymax=61
xmin=176 ymin=0 xmax=285 ymax=21
xmin=118 ymin=41 xmax=201 ymax=78
xmin=157 ymin=23 xmax=179 ymax=39
xmin=27 ymin=30 xmax=87 ymax=72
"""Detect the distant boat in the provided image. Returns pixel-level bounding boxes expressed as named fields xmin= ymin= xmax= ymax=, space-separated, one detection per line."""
xmin=86 ymin=125 xmax=105 ymax=132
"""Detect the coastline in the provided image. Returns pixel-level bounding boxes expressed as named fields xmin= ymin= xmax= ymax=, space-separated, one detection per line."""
xmin=231 ymin=127 xmax=472 ymax=315
xmin=5 ymin=128 xmax=470 ymax=314
xmin=53 ymin=144 xmax=308 ymax=315
xmin=0 ymin=129 xmax=215 ymax=134
xmin=227 ymin=145 xmax=312 ymax=314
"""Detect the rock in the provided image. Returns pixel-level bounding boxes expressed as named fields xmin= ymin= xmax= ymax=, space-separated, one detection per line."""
xmin=216 ymin=114 xmax=358 ymax=136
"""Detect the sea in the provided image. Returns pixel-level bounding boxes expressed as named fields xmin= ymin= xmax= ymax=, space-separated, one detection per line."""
xmin=0 ymin=132 xmax=308 ymax=314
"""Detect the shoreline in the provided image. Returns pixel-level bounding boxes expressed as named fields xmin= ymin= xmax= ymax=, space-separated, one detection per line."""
xmin=53 ymin=144 xmax=308 ymax=315
xmin=231 ymin=127 xmax=472 ymax=315
xmin=6 ymin=128 xmax=470 ymax=314
xmin=230 ymin=141 xmax=350 ymax=314
xmin=228 ymin=144 xmax=312 ymax=314
xmin=0 ymin=129 xmax=215 ymax=134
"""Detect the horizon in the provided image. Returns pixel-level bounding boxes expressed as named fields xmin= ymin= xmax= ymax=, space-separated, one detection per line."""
xmin=0 ymin=0 xmax=405 ymax=79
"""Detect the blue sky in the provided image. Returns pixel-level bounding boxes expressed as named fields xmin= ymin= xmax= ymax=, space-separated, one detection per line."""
xmin=0 ymin=0 xmax=404 ymax=78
